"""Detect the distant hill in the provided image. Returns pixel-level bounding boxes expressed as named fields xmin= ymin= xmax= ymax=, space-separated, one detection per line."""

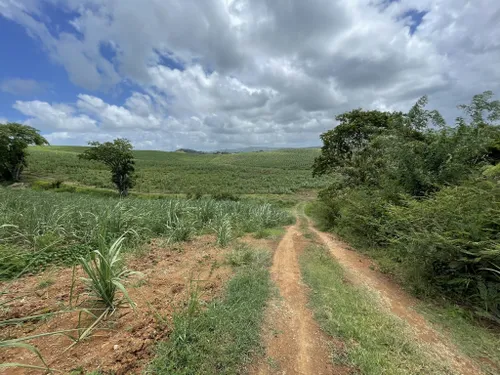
xmin=26 ymin=145 xmax=329 ymax=195
xmin=175 ymin=148 xmax=206 ymax=154
xmin=216 ymin=146 xmax=320 ymax=153
xmin=215 ymin=146 xmax=277 ymax=153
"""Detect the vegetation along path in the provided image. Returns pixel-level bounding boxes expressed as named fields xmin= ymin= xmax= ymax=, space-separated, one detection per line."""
xmin=252 ymin=222 xmax=337 ymax=375
xmin=254 ymin=212 xmax=485 ymax=375
xmin=308 ymin=219 xmax=483 ymax=375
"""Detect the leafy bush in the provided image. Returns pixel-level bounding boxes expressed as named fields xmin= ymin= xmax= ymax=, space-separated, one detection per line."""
xmin=386 ymin=182 xmax=500 ymax=319
xmin=313 ymin=91 xmax=500 ymax=320
xmin=326 ymin=188 xmax=392 ymax=249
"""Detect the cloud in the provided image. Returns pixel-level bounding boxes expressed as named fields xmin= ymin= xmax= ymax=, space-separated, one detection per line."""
xmin=1 ymin=78 xmax=46 ymax=95
xmin=1 ymin=0 xmax=499 ymax=150
xmin=13 ymin=100 xmax=98 ymax=131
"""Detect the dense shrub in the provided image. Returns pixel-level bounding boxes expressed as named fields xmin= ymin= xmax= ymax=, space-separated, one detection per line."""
xmin=313 ymin=91 xmax=500 ymax=320
xmin=386 ymin=182 xmax=500 ymax=318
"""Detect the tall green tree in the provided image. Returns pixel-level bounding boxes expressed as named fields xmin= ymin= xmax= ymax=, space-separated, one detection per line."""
xmin=313 ymin=110 xmax=399 ymax=172
xmin=0 ymin=123 xmax=48 ymax=182
xmin=79 ymin=138 xmax=135 ymax=196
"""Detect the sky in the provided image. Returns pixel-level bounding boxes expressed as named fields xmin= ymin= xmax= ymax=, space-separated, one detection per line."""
xmin=0 ymin=0 xmax=499 ymax=151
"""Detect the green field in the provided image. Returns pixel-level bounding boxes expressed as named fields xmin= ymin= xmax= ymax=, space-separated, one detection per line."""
xmin=25 ymin=146 xmax=330 ymax=195
xmin=0 ymin=188 xmax=293 ymax=279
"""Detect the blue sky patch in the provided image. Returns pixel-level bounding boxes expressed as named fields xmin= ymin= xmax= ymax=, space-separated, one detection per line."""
xmin=402 ymin=9 xmax=428 ymax=35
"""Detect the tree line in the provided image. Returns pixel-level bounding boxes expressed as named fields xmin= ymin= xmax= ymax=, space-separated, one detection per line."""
xmin=0 ymin=124 xmax=135 ymax=197
xmin=313 ymin=91 xmax=500 ymax=321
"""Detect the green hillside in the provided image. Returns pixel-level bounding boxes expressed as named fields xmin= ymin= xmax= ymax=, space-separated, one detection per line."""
xmin=25 ymin=146 xmax=329 ymax=194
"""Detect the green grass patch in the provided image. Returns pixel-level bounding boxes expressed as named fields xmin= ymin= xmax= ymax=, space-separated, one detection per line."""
xmin=253 ymin=227 xmax=285 ymax=240
xmin=225 ymin=243 xmax=272 ymax=268
xmin=300 ymin=245 xmax=454 ymax=375
xmin=417 ymin=303 xmax=500 ymax=375
xmin=36 ymin=279 xmax=55 ymax=290
xmin=149 ymin=244 xmax=272 ymax=374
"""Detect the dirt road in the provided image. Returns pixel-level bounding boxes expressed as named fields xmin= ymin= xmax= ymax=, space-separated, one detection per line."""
xmin=253 ymin=215 xmax=483 ymax=375
xmin=251 ymin=224 xmax=342 ymax=375
xmin=309 ymin=223 xmax=483 ymax=375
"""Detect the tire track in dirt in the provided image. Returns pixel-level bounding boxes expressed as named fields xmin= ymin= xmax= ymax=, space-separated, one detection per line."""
xmin=252 ymin=224 xmax=345 ymax=375
xmin=308 ymin=223 xmax=483 ymax=375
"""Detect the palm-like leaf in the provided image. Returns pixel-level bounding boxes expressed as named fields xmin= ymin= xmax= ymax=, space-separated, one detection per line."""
xmin=80 ymin=234 xmax=135 ymax=310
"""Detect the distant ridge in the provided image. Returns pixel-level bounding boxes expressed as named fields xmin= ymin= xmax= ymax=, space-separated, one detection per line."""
xmin=175 ymin=146 xmax=319 ymax=154
xmin=216 ymin=146 xmax=320 ymax=153
xmin=175 ymin=148 xmax=206 ymax=154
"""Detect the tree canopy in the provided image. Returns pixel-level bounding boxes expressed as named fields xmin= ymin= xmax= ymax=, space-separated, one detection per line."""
xmin=313 ymin=92 xmax=500 ymax=196
xmin=79 ymin=138 xmax=135 ymax=196
xmin=0 ymin=123 xmax=48 ymax=182
xmin=312 ymin=91 xmax=500 ymax=321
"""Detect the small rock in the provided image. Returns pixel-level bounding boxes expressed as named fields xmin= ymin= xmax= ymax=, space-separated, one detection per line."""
xmin=113 ymin=344 xmax=120 ymax=351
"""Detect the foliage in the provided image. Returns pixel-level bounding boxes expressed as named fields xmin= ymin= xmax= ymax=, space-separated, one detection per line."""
xmin=312 ymin=109 xmax=401 ymax=180
xmin=80 ymin=234 xmax=135 ymax=310
xmin=387 ymin=183 xmax=500 ymax=319
xmin=0 ymin=188 xmax=292 ymax=278
xmin=313 ymin=91 xmax=500 ymax=320
xmin=79 ymin=138 xmax=135 ymax=196
xmin=300 ymin=245 xmax=454 ymax=374
xmin=150 ymin=244 xmax=271 ymax=374
xmin=214 ymin=214 xmax=232 ymax=247
xmin=25 ymin=146 xmax=330 ymax=194
xmin=0 ymin=123 xmax=48 ymax=182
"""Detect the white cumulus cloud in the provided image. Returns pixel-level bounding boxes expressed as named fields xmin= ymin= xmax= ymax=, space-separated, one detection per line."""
xmin=0 ymin=0 xmax=499 ymax=150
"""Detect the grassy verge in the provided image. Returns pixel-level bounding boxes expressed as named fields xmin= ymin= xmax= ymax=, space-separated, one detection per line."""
xmin=149 ymin=244 xmax=272 ymax=374
xmin=416 ymin=303 xmax=500 ymax=375
xmin=300 ymin=245 xmax=454 ymax=375
xmin=305 ymin=202 xmax=500 ymax=374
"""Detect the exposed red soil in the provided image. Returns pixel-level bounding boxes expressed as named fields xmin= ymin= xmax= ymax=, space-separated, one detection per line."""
xmin=250 ymin=225 xmax=355 ymax=375
xmin=0 ymin=235 xmax=232 ymax=375
xmin=309 ymin=224 xmax=484 ymax=375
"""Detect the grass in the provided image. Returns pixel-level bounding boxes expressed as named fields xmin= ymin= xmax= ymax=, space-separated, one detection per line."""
xmin=36 ymin=279 xmax=55 ymax=290
xmin=225 ymin=243 xmax=272 ymax=268
xmin=417 ymin=303 xmax=500 ymax=375
xmin=300 ymin=245 xmax=455 ymax=374
xmin=24 ymin=146 xmax=330 ymax=195
xmin=149 ymin=244 xmax=272 ymax=374
xmin=0 ymin=188 xmax=293 ymax=279
xmin=253 ymin=227 xmax=285 ymax=240
xmin=305 ymin=202 xmax=500 ymax=373
xmin=214 ymin=214 xmax=232 ymax=247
